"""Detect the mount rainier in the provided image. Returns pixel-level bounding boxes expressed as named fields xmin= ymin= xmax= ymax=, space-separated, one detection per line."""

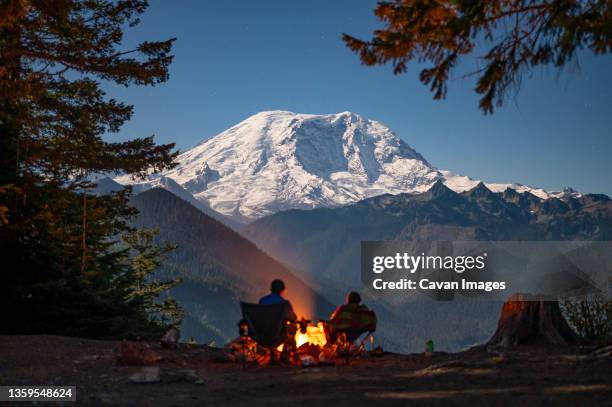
xmin=115 ymin=110 xmax=570 ymax=223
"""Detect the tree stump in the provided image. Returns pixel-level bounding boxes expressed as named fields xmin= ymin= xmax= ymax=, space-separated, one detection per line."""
xmin=487 ymin=293 xmax=582 ymax=347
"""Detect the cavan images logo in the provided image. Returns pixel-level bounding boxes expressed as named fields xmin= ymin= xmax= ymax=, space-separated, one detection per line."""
xmin=361 ymin=241 xmax=612 ymax=300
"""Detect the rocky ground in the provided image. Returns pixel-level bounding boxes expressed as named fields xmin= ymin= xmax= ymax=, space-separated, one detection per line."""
xmin=1 ymin=335 xmax=610 ymax=406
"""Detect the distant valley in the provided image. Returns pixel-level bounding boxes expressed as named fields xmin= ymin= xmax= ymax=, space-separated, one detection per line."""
xmin=129 ymin=188 xmax=334 ymax=345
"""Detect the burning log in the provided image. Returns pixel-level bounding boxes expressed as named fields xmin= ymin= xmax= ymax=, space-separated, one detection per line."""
xmin=295 ymin=321 xmax=327 ymax=348
xmin=224 ymin=319 xmax=339 ymax=366
xmin=487 ymin=293 xmax=582 ymax=347
xmin=297 ymin=343 xmax=321 ymax=358
xmin=293 ymin=320 xmax=337 ymax=366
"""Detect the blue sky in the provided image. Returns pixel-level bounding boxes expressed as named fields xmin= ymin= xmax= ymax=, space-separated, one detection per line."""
xmin=103 ymin=0 xmax=612 ymax=195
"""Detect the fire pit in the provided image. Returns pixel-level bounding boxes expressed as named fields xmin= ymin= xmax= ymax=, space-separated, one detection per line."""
xmin=229 ymin=319 xmax=340 ymax=366
xmin=228 ymin=303 xmax=376 ymax=366
xmin=293 ymin=320 xmax=335 ymax=366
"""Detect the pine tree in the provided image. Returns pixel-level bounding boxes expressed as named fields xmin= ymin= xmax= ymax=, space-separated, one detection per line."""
xmin=122 ymin=228 xmax=184 ymax=327
xmin=0 ymin=0 xmax=179 ymax=338
xmin=343 ymin=0 xmax=612 ymax=113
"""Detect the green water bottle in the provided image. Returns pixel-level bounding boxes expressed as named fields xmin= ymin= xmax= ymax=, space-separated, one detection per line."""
xmin=425 ymin=339 xmax=434 ymax=354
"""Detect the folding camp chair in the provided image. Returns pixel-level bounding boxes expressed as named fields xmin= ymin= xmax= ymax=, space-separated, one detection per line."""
xmin=333 ymin=327 xmax=375 ymax=364
xmin=239 ymin=302 xmax=293 ymax=366
xmin=327 ymin=308 xmax=377 ymax=364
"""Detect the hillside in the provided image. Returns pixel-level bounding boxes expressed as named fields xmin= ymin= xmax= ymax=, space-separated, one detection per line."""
xmin=130 ymin=188 xmax=334 ymax=345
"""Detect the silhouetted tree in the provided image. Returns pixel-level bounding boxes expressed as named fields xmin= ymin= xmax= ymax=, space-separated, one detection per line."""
xmin=344 ymin=1 xmax=612 ymax=113
xmin=0 ymin=0 xmax=178 ymax=338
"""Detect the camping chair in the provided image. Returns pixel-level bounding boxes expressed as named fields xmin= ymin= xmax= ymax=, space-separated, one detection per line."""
xmin=328 ymin=308 xmax=377 ymax=365
xmin=239 ymin=302 xmax=293 ymax=366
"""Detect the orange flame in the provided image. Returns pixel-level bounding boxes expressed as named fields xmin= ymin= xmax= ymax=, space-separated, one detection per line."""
xmin=295 ymin=322 xmax=327 ymax=348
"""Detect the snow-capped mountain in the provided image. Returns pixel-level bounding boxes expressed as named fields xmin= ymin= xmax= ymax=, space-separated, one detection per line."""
xmin=115 ymin=110 xmax=576 ymax=223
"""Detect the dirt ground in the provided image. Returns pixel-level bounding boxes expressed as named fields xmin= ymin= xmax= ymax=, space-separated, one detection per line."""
xmin=0 ymin=335 xmax=610 ymax=406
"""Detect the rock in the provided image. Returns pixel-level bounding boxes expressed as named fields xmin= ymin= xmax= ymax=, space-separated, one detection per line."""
xmin=160 ymin=327 xmax=180 ymax=349
xmin=160 ymin=369 xmax=202 ymax=384
xmin=129 ymin=366 xmax=160 ymax=384
xmin=318 ymin=353 xmax=335 ymax=366
xmin=299 ymin=355 xmax=317 ymax=367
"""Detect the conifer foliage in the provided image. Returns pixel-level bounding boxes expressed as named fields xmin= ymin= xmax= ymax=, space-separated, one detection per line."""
xmin=122 ymin=228 xmax=184 ymax=328
xmin=344 ymin=1 xmax=612 ymax=113
xmin=0 ymin=0 xmax=180 ymax=338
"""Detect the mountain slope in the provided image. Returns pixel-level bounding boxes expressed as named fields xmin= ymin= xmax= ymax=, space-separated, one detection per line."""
xmin=244 ymin=183 xmax=611 ymax=352
xmin=116 ymin=111 xmax=569 ymax=223
xmin=130 ymin=188 xmax=334 ymax=344
xmin=131 ymin=176 xmax=243 ymax=231
xmin=246 ymin=182 xmax=611 ymax=286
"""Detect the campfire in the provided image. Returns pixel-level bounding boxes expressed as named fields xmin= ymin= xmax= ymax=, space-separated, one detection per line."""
xmin=291 ymin=320 xmax=335 ymax=366
xmin=230 ymin=319 xmax=342 ymax=366
xmin=295 ymin=321 xmax=327 ymax=348
xmin=228 ymin=306 xmax=378 ymax=367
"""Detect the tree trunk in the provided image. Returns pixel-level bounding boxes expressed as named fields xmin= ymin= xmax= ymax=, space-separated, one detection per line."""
xmin=81 ymin=194 xmax=87 ymax=273
xmin=488 ymin=293 xmax=582 ymax=347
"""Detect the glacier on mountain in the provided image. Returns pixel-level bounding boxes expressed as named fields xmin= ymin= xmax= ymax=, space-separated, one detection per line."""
xmin=115 ymin=110 xmax=575 ymax=223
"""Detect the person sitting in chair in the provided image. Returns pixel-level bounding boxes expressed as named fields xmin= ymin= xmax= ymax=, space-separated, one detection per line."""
xmin=329 ymin=291 xmax=376 ymax=342
xmin=259 ymin=279 xmax=297 ymax=321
